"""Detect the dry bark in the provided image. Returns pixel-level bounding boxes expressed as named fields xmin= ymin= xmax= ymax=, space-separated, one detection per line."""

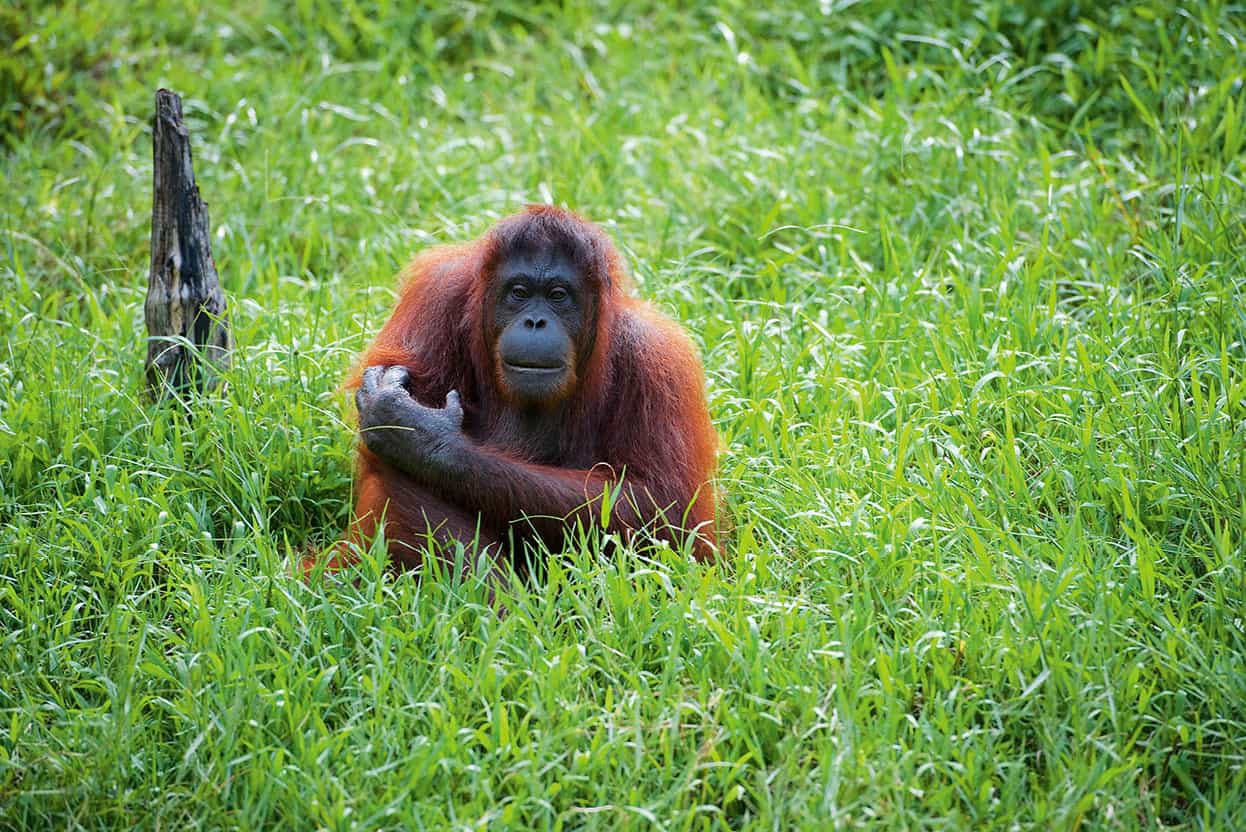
xmin=145 ymin=88 xmax=230 ymax=396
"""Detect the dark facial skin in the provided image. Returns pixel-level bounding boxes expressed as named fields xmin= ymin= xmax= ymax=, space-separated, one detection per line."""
xmin=491 ymin=248 xmax=586 ymax=405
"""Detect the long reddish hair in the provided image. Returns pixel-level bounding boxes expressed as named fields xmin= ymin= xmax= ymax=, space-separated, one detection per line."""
xmin=346 ymin=204 xmax=719 ymax=557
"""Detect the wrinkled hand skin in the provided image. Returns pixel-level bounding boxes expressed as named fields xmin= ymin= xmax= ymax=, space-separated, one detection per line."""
xmin=355 ymin=365 xmax=466 ymax=480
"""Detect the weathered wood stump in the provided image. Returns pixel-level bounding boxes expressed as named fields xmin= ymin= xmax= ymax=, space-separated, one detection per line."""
xmin=145 ymin=88 xmax=231 ymax=396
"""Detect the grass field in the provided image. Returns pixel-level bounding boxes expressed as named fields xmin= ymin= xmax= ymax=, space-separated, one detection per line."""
xmin=3 ymin=1 xmax=1246 ymax=828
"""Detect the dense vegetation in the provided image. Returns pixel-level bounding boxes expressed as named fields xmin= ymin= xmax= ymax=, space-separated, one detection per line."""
xmin=2 ymin=1 xmax=1244 ymax=828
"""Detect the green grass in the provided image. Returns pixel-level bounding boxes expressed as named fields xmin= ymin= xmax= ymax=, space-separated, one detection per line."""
xmin=3 ymin=0 xmax=1246 ymax=828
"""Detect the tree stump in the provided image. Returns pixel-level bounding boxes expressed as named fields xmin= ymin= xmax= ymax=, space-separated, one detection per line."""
xmin=145 ymin=88 xmax=231 ymax=396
